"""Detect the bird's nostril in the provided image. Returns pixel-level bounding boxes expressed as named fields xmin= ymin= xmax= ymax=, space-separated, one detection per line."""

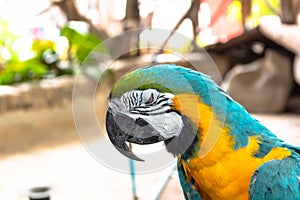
xmin=135 ymin=118 xmax=148 ymax=127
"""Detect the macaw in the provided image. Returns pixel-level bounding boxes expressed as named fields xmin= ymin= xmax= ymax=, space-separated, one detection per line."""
xmin=106 ymin=64 xmax=300 ymax=200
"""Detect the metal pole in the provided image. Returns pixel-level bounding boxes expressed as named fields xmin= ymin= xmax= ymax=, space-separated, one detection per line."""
xmin=129 ymin=159 xmax=138 ymax=200
xmin=149 ymin=163 xmax=177 ymax=200
xmin=129 ymin=143 xmax=138 ymax=200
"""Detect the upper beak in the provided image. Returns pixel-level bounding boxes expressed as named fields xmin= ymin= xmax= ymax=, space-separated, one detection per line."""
xmin=105 ymin=108 xmax=165 ymax=161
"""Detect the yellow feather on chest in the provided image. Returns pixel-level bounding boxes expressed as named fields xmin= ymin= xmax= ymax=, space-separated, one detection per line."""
xmin=173 ymin=94 xmax=291 ymax=200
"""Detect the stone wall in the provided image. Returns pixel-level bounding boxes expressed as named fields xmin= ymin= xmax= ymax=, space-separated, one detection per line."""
xmin=0 ymin=76 xmax=74 ymax=113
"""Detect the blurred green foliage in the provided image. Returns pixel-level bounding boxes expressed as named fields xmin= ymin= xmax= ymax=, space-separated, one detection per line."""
xmin=61 ymin=26 xmax=102 ymax=62
xmin=0 ymin=21 xmax=101 ymax=85
xmin=0 ymin=21 xmax=47 ymax=85
xmin=0 ymin=59 xmax=47 ymax=85
xmin=227 ymin=1 xmax=242 ymax=22
xmin=252 ymin=0 xmax=280 ymax=16
xmin=228 ymin=0 xmax=280 ymax=27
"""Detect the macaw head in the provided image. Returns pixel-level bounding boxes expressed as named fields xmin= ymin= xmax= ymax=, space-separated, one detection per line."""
xmin=106 ymin=64 xmax=219 ymax=161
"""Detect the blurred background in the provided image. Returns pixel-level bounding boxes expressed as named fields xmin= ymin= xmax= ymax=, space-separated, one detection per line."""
xmin=0 ymin=0 xmax=300 ymax=199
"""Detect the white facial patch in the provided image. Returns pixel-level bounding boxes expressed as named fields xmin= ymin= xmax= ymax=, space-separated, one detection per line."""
xmin=141 ymin=112 xmax=183 ymax=139
xmin=108 ymin=89 xmax=184 ymax=139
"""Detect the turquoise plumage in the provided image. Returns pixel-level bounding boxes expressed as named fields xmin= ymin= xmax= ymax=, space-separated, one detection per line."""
xmin=106 ymin=64 xmax=300 ymax=199
xmin=178 ymin=162 xmax=202 ymax=200
xmin=249 ymin=157 xmax=300 ymax=199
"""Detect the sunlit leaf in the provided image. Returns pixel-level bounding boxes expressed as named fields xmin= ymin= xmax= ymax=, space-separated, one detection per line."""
xmin=61 ymin=26 xmax=102 ymax=62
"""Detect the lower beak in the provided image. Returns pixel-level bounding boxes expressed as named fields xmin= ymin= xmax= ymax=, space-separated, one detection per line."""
xmin=105 ymin=108 xmax=165 ymax=161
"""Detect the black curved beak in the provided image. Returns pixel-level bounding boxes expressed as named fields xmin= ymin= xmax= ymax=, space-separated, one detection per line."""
xmin=106 ymin=108 xmax=165 ymax=161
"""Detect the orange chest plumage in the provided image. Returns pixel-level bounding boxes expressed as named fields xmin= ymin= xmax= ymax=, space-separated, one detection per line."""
xmin=173 ymin=94 xmax=291 ymax=200
xmin=181 ymin=139 xmax=291 ymax=200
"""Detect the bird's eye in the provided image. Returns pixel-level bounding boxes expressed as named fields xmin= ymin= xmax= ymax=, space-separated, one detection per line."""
xmin=145 ymin=93 xmax=154 ymax=104
xmin=142 ymin=89 xmax=159 ymax=105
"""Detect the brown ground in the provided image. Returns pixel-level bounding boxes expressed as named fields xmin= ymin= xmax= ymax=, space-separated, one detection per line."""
xmin=0 ymin=106 xmax=79 ymax=158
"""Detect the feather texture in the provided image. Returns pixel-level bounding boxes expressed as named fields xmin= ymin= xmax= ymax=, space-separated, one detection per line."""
xmin=110 ymin=64 xmax=300 ymax=199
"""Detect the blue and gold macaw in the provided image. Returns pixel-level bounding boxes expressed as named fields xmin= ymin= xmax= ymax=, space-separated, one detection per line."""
xmin=106 ymin=64 xmax=300 ymax=199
